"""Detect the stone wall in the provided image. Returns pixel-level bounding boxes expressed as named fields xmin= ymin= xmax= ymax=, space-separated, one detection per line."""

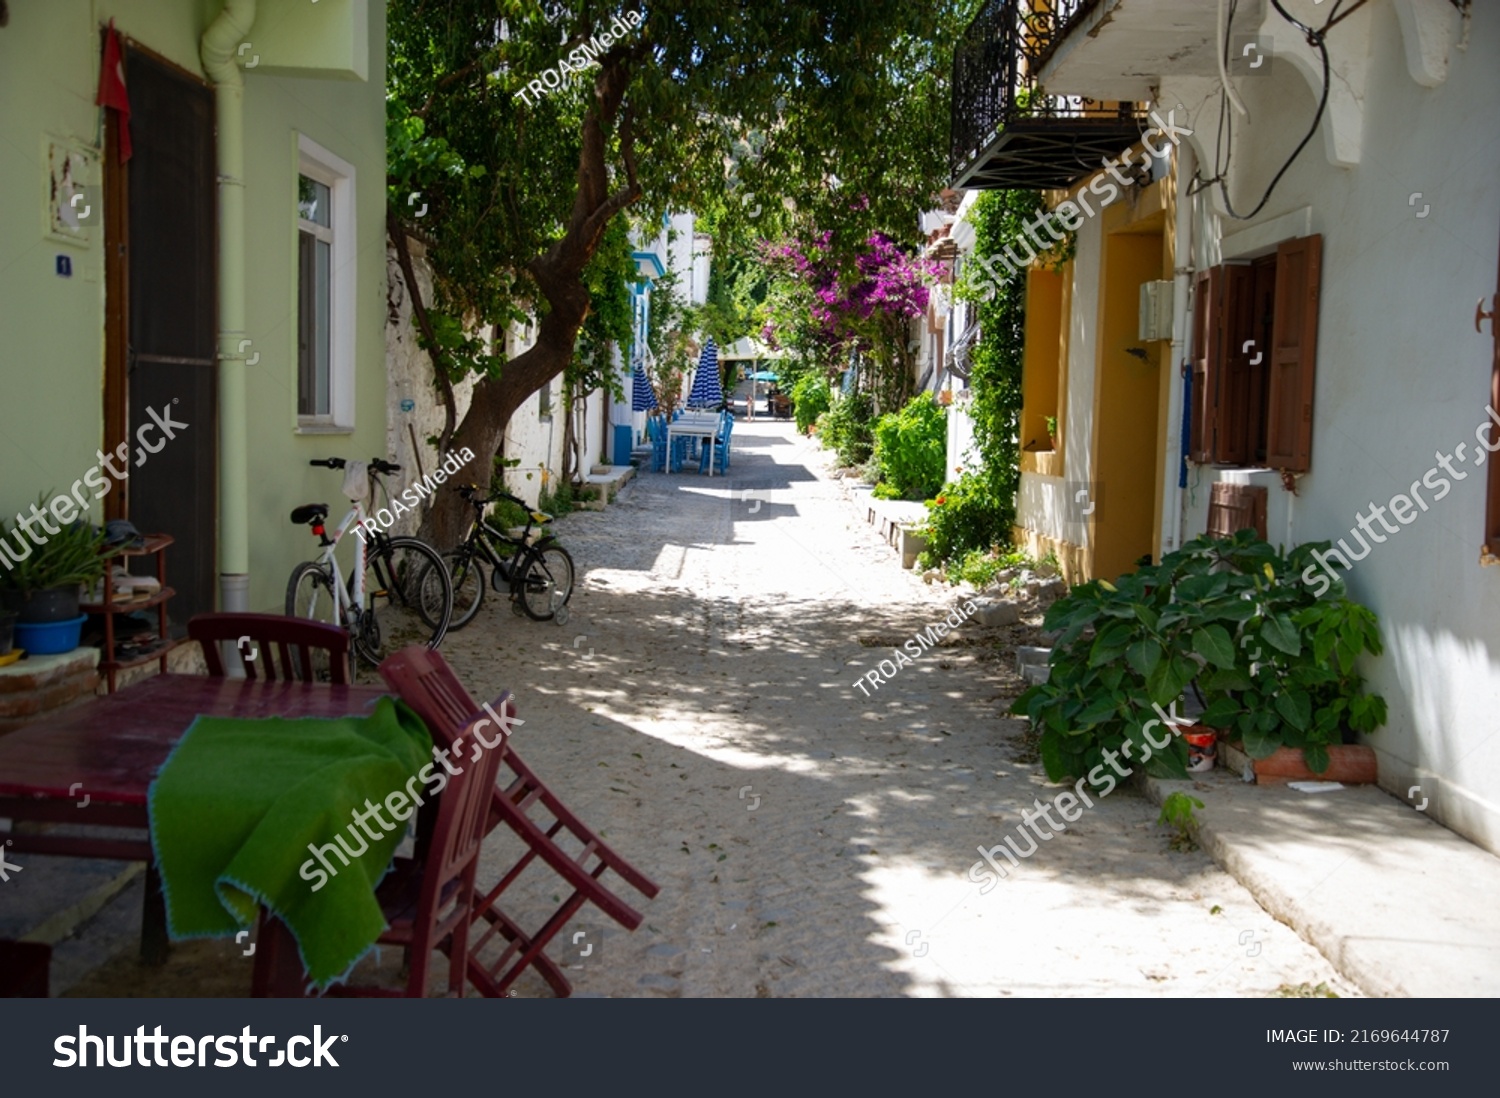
xmin=0 ymin=649 xmax=100 ymax=737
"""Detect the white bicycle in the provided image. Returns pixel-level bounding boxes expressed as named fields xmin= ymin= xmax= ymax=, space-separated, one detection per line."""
xmin=285 ymin=457 xmax=452 ymax=673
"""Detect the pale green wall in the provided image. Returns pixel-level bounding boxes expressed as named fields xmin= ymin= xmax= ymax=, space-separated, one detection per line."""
xmin=0 ymin=0 xmax=386 ymax=613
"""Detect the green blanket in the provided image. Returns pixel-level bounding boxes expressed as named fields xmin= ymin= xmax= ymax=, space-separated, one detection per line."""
xmin=148 ymin=696 xmax=433 ymax=988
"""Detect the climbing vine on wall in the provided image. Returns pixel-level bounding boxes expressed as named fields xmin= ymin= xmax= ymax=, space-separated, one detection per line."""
xmin=921 ymin=189 xmax=1073 ymax=565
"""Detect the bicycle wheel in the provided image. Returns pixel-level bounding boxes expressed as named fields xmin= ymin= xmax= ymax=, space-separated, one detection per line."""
xmin=444 ymin=546 xmax=486 ymax=631
xmin=285 ymin=561 xmax=346 ymax=681
xmin=514 ymin=543 xmax=574 ymax=621
xmin=355 ymin=537 xmax=452 ymax=663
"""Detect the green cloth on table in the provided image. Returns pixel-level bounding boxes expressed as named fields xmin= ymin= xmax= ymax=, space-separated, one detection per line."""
xmin=148 ymin=696 xmax=433 ymax=988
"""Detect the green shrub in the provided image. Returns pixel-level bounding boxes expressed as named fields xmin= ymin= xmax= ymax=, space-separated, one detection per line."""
xmin=487 ymin=496 xmax=531 ymax=529
xmin=790 ymin=374 xmax=831 ymax=434
xmin=947 ymin=546 xmax=1034 ymax=588
xmin=1012 ymin=531 xmax=1388 ymax=783
xmin=0 ymin=498 xmax=115 ymax=595
xmin=871 ymin=392 xmax=947 ymax=501
xmin=537 ymin=480 xmax=577 ymax=518
xmin=916 ymin=470 xmax=1010 ymax=568
xmin=817 ymin=391 xmax=875 ymax=467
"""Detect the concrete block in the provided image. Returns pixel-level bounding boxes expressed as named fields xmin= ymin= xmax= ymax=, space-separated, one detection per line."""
xmin=971 ymin=598 xmax=1021 ymax=628
xmin=1016 ymin=646 xmax=1051 ymax=674
xmin=898 ymin=526 xmax=928 ymax=570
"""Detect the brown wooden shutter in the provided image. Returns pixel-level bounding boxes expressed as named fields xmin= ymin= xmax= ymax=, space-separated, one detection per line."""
xmin=1217 ymin=264 xmax=1256 ymax=465
xmin=1207 ymin=482 xmax=1268 ymax=540
xmin=1265 ymin=234 xmax=1322 ymax=471
xmin=1190 ymin=268 xmax=1218 ymax=462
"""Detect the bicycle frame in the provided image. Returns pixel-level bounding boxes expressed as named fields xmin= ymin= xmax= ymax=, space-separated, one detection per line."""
xmin=461 ymin=517 xmax=526 ymax=585
xmin=310 ymin=501 xmax=371 ymax=628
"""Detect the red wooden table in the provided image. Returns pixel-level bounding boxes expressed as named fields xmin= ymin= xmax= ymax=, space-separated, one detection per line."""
xmin=0 ymin=674 xmax=389 ymax=963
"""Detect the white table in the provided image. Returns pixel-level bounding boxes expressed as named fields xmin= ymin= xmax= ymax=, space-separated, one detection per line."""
xmin=667 ymin=415 xmax=725 ymax=476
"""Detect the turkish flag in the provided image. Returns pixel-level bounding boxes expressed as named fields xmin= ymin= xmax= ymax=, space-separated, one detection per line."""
xmin=96 ymin=19 xmax=131 ymax=162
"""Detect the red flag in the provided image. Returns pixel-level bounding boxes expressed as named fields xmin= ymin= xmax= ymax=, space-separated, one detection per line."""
xmin=96 ymin=19 xmax=131 ymax=162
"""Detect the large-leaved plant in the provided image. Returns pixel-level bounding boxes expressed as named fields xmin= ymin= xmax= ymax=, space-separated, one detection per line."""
xmin=1012 ymin=531 xmax=1387 ymax=781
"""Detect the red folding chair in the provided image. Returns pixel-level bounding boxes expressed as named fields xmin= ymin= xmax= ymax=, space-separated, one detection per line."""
xmin=188 ymin=612 xmax=351 ymax=684
xmin=379 ymin=646 xmax=660 ymax=997
xmin=252 ymin=695 xmax=511 ymax=998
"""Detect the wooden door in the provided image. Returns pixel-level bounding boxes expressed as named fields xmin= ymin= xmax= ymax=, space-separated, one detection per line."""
xmin=104 ymin=44 xmax=218 ymax=623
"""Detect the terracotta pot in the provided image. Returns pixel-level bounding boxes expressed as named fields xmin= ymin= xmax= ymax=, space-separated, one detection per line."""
xmin=1220 ymin=737 xmax=1378 ymax=784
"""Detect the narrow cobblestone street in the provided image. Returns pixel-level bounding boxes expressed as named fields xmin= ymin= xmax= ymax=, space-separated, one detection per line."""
xmin=437 ymin=419 xmax=1353 ymax=997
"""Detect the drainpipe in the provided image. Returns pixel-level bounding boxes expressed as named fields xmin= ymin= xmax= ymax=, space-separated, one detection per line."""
xmin=1161 ymin=140 xmax=1196 ymax=557
xmin=201 ymin=0 xmax=256 ymax=612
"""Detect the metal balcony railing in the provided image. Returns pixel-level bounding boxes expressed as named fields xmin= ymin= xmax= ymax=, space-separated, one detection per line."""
xmin=949 ymin=0 xmax=1146 ymax=190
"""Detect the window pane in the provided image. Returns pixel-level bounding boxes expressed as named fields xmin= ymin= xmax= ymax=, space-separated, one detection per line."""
xmin=315 ymin=237 xmax=331 ymax=415
xmin=298 ymin=174 xmax=330 ymax=228
xmin=297 ymin=231 xmax=315 ymax=415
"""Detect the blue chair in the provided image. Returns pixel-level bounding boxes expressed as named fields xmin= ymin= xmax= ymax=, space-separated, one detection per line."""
xmin=650 ymin=417 xmax=693 ymax=472
xmin=699 ymin=412 xmax=733 ymax=474
xmin=648 ymin=417 xmax=668 ymax=472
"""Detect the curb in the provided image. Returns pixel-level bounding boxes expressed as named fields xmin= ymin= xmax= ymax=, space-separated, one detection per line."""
xmin=1137 ymin=772 xmax=1405 ymax=998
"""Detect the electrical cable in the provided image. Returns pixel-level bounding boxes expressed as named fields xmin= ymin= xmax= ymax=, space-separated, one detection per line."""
xmin=1216 ymin=0 xmax=1251 ymax=118
xmin=1204 ymin=0 xmax=1332 ymax=221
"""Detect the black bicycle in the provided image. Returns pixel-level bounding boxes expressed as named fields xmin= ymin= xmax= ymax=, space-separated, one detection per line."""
xmin=442 ymin=485 xmax=575 ymax=628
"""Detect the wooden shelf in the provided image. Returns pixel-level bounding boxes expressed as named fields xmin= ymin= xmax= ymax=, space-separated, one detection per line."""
xmin=113 ymin=533 xmax=174 ymax=558
xmin=96 ymin=534 xmax=176 ymax=692
xmin=99 ymin=635 xmax=187 ymax=673
xmin=81 ymin=586 xmax=175 ymax=615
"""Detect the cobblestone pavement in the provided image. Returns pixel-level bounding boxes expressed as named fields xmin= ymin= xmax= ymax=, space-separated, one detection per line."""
xmin=438 ymin=420 xmax=1354 ymax=998
xmin=59 ymin=418 xmax=1354 ymax=998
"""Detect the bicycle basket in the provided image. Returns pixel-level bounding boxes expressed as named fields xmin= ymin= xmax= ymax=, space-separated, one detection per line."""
xmin=342 ymin=460 xmax=371 ymax=503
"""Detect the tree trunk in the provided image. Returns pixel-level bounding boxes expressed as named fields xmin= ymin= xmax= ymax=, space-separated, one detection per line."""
xmin=413 ymin=62 xmax=641 ymax=549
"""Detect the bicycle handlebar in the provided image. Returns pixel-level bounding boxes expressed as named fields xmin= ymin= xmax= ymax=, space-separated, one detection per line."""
xmin=310 ymin=457 xmax=401 ymax=475
xmin=456 ymin=484 xmax=528 ymax=511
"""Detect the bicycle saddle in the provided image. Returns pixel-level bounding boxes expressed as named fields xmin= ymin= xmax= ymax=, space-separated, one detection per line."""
xmin=289 ymin=503 xmax=330 ymax=526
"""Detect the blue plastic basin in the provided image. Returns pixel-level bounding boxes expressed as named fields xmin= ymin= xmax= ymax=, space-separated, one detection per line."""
xmin=13 ymin=614 xmax=87 ymax=656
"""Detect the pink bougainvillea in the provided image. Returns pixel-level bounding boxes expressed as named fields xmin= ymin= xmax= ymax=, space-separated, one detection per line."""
xmin=762 ymin=231 xmax=939 ymax=353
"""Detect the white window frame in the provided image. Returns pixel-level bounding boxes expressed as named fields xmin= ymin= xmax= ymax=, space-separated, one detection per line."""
xmin=295 ymin=134 xmax=356 ymax=432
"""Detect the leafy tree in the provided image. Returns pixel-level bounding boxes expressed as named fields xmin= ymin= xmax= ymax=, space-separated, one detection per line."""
xmin=386 ymin=0 xmax=969 ymax=543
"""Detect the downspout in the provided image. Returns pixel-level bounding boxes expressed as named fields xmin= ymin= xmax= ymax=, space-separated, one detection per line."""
xmin=1161 ymin=140 xmax=1196 ymax=556
xmin=201 ymin=0 xmax=256 ymax=612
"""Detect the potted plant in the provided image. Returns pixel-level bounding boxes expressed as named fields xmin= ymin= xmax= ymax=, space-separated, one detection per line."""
xmin=1044 ymin=415 xmax=1058 ymax=450
xmin=1013 ymin=530 xmax=1387 ymax=785
xmin=0 ymin=498 xmax=114 ymax=625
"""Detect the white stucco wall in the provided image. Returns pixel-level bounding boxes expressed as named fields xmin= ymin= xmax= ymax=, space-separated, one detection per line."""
xmin=1017 ymin=204 xmax=1108 ymax=553
xmin=384 ymin=241 xmax=481 ymax=535
xmin=1156 ymin=4 xmax=1500 ymax=851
